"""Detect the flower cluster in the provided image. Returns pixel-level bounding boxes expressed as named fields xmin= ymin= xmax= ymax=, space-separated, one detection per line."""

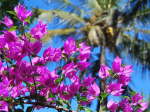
xmin=99 ymin=57 xmax=148 ymax=112
xmin=0 ymin=4 xmax=100 ymax=111
xmin=107 ymin=93 xmax=148 ymax=112
xmin=0 ymin=4 xmax=148 ymax=112
xmin=99 ymin=57 xmax=132 ymax=96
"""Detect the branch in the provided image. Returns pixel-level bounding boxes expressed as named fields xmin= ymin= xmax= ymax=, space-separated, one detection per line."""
xmin=25 ymin=101 xmax=75 ymax=112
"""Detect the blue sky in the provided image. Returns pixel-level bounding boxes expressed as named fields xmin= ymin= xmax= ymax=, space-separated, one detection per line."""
xmin=22 ymin=0 xmax=150 ymax=111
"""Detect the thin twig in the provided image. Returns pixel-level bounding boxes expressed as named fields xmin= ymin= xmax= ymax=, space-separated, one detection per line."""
xmin=25 ymin=101 xmax=75 ymax=112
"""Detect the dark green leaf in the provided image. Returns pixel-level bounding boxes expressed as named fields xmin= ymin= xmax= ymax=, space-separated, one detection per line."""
xmin=130 ymin=91 xmax=136 ymax=96
xmin=79 ymin=105 xmax=84 ymax=110
xmin=26 ymin=106 xmax=34 ymax=112
xmin=15 ymin=109 xmax=24 ymax=112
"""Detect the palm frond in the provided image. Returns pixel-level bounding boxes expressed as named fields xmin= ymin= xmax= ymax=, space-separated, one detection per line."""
xmin=44 ymin=0 xmax=86 ymax=16
xmin=38 ymin=9 xmax=85 ymax=26
xmin=96 ymin=0 xmax=119 ymax=10
xmin=88 ymin=0 xmax=102 ymax=12
xmin=42 ymin=28 xmax=76 ymax=42
xmin=122 ymin=0 xmax=150 ymax=24
xmin=135 ymin=8 xmax=150 ymax=18
xmin=123 ymin=27 xmax=150 ymax=35
xmin=118 ymin=33 xmax=150 ymax=68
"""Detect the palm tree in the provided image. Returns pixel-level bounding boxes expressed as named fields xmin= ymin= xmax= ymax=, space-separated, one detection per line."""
xmin=34 ymin=0 xmax=150 ymax=111
xmin=37 ymin=0 xmax=150 ymax=67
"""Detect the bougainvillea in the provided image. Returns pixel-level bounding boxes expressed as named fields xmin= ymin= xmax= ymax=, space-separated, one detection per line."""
xmin=0 ymin=4 xmax=148 ymax=112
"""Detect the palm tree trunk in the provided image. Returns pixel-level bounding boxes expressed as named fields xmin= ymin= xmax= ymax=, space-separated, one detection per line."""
xmin=96 ymin=32 xmax=107 ymax=111
xmin=96 ymin=46 xmax=107 ymax=112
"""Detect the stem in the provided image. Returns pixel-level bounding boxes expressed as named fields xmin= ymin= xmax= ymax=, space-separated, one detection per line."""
xmin=25 ymin=102 xmax=74 ymax=112
xmin=28 ymin=56 xmax=38 ymax=100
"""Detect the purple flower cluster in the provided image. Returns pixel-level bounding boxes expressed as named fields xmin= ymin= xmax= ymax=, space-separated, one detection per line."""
xmin=0 ymin=4 xmax=99 ymax=110
xmin=107 ymin=93 xmax=148 ymax=112
xmin=1 ymin=16 xmax=14 ymax=27
xmin=14 ymin=4 xmax=32 ymax=22
xmin=99 ymin=56 xmax=133 ymax=96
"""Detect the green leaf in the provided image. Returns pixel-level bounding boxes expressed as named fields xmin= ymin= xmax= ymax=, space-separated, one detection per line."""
xmin=7 ymin=11 xmax=16 ymax=16
xmin=101 ymin=93 xmax=108 ymax=99
xmin=79 ymin=96 xmax=88 ymax=102
xmin=55 ymin=78 xmax=63 ymax=84
xmin=79 ymin=105 xmax=84 ymax=110
xmin=49 ymin=92 xmax=55 ymax=98
xmin=85 ymin=107 xmax=92 ymax=112
xmin=123 ymin=96 xmax=130 ymax=100
xmin=24 ymin=16 xmax=31 ymax=24
xmin=4 ymin=97 xmax=12 ymax=102
xmin=8 ymin=26 xmax=17 ymax=31
xmin=130 ymin=91 xmax=136 ymax=96
xmin=108 ymin=70 xmax=113 ymax=75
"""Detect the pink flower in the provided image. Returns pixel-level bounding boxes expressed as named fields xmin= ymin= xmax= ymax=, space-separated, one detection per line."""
xmin=107 ymin=100 xmax=118 ymax=112
xmin=0 ymin=34 xmax=6 ymax=48
xmin=14 ymin=4 xmax=32 ymax=22
xmin=69 ymin=81 xmax=80 ymax=95
xmin=10 ymin=83 xmax=28 ymax=98
xmin=37 ymin=67 xmax=58 ymax=88
xmin=77 ymin=61 xmax=90 ymax=71
xmin=10 ymin=61 xmax=36 ymax=83
xmin=117 ymin=65 xmax=132 ymax=85
xmin=59 ymin=84 xmax=74 ymax=100
xmin=63 ymin=37 xmax=77 ymax=55
xmin=32 ymin=57 xmax=46 ymax=65
xmin=30 ymin=21 xmax=47 ymax=39
xmin=106 ymin=83 xmax=123 ymax=96
xmin=4 ymin=31 xmax=18 ymax=42
xmin=0 ymin=61 xmax=3 ymax=70
xmin=43 ymin=47 xmax=62 ymax=62
xmin=31 ymin=41 xmax=42 ymax=54
xmin=119 ymin=99 xmax=133 ymax=112
xmin=88 ymin=82 xmax=100 ymax=97
xmin=62 ymin=62 xmax=77 ymax=78
xmin=120 ymin=65 xmax=133 ymax=76
xmin=139 ymin=102 xmax=148 ymax=111
xmin=131 ymin=93 xmax=143 ymax=105
xmin=99 ymin=65 xmax=110 ymax=79
xmin=6 ymin=42 xmax=25 ymax=61
xmin=0 ymin=76 xmax=10 ymax=97
xmin=22 ymin=38 xmax=42 ymax=55
xmin=0 ymin=101 xmax=8 ymax=112
xmin=3 ymin=16 xmax=13 ymax=27
xmin=77 ymin=42 xmax=91 ymax=61
xmin=82 ymin=76 xmax=95 ymax=87
xmin=80 ymin=82 xmax=100 ymax=105
xmin=112 ymin=56 xmax=122 ymax=73
xmin=118 ymin=75 xmax=130 ymax=85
